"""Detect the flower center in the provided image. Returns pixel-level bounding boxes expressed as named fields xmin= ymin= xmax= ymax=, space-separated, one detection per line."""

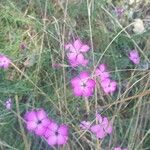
xmin=81 ymin=82 xmax=87 ymax=87
xmin=55 ymin=131 xmax=59 ymax=136
xmin=37 ymin=120 xmax=42 ymax=124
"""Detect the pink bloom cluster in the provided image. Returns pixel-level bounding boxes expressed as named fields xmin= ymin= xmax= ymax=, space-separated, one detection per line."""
xmin=114 ymin=147 xmax=128 ymax=150
xmin=128 ymin=49 xmax=140 ymax=64
xmin=71 ymin=71 xmax=95 ymax=97
xmin=24 ymin=109 xmax=69 ymax=146
xmin=80 ymin=113 xmax=113 ymax=139
xmin=0 ymin=55 xmax=11 ymax=69
xmin=96 ymin=64 xmax=117 ymax=94
xmin=65 ymin=39 xmax=90 ymax=67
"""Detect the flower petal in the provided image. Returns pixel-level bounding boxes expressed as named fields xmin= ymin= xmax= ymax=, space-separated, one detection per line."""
xmin=73 ymin=87 xmax=82 ymax=96
xmin=87 ymin=79 xmax=95 ymax=88
xmin=76 ymin=53 xmax=85 ymax=64
xmin=83 ymin=87 xmax=93 ymax=97
xmin=26 ymin=121 xmax=37 ymax=131
xmin=57 ymin=135 xmax=68 ymax=145
xmin=47 ymin=135 xmax=57 ymax=146
xmin=90 ymin=124 xmax=101 ymax=133
xmin=80 ymin=45 xmax=90 ymax=52
xmin=96 ymin=128 xmax=106 ymax=139
xmin=35 ymin=124 xmax=46 ymax=136
xmin=73 ymin=39 xmax=82 ymax=51
xmin=114 ymin=147 xmax=122 ymax=150
xmin=71 ymin=77 xmax=80 ymax=88
xmin=36 ymin=109 xmax=47 ymax=120
xmin=80 ymin=71 xmax=89 ymax=79
xmin=48 ymin=121 xmax=58 ymax=132
xmin=96 ymin=113 xmax=103 ymax=124
xmin=58 ymin=125 xmax=68 ymax=136
xmin=24 ymin=111 xmax=37 ymax=122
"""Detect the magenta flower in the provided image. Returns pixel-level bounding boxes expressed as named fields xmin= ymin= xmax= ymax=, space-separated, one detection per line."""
xmin=4 ymin=98 xmax=12 ymax=110
xmin=100 ymin=78 xmax=117 ymax=94
xmin=44 ymin=121 xmax=69 ymax=146
xmin=128 ymin=50 xmax=140 ymax=64
xmin=95 ymin=64 xmax=110 ymax=81
xmin=71 ymin=71 xmax=95 ymax=97
xmin=65 ymin=39 xmax=90 ymax=67
xmin=90 ymin=114 xmax=113 ymax=139
xmin=0 ymin=55 xmax=11 ymax=69
xmin=114 ymin=147 xmax=128 ymax=150
xmin=80 ymin=121 xmax=91 ymax=130
xmin=24 ymin=109 xmax=50 ymax=136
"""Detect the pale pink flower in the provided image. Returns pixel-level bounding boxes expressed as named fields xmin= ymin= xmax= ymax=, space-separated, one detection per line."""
xmin=80 ymin=121 xmax=91 ymax=130
xmin=114 ymin=147 xmax=128 ymax=150
xmin=4 ymin=98 xmax=12 ymax=110
xmin=44 ymin=121 xmax=69 ymax=146
xmin=128 ymin=50 xmax=140 ymax=64
xmin=0 ymin=55 xmax=11 ymax=69
xmin=115 ymin=7 xmax=125 ymax=17
xmin=71 ymin=71 xmax=95 ymax=97
xmin=65 ymin=39 xmax=90 ymax=67
xmin=95 ymin=64 xmax=110 ymax=81
xmin=90 ymin=114 xmax=113 ymax=139
xmin=114 ymin=147 xmax=122 ymax=150
xmin=101 ymin=78 xmax=117 ymax=94
xmin=24 ymin=109 xmax=50 ymax=136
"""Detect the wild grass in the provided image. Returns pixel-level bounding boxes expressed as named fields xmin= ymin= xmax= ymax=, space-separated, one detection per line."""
xmin=0 ymin=0 xmax=150 ymax=150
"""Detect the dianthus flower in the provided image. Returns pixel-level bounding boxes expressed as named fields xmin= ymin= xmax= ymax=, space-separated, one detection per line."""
xmin=128 ymin=50 xmax=140 ymax=64
xmin=80 ymin=121 xmax=91 ymax=130
xmin=71 ymin=71 xmax=95 ymax=97
xmin=95 ymin=64 xmax=110 ymax=81
xmin=0 ymin=55 xmax=11 ymax=69
xmin=100 ymin=78 xmax=117 ymax=94
xmin=65 ymin=39 xmax=90 ymax=67
xmin=44 ymin=121 xmax=69 ymax=146
xmin=90 ymin=114 xmax=113 ymax=139
xmin=115 ymin=7 xmax=125 ymax=17
xmin=4 ymin=98 xmax=12 ymax=110
xmin=114 ymin=147 xmax=128 ymax=150
xmin=24 ymin=109 xmax=50 ymax=136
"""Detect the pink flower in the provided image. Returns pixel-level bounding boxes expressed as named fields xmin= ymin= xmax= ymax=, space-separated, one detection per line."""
xmin=101 ymin=78 xmax=117 ymax=94
xmin=44 ymin=121 xmax=69 ymax=146
xmin=0 ymin=55 xmax=11 ymax=69
xmin=128 ymin=50 xmax=140 ymax=64
xmin=115 ymin=7 xmax=125 ymax=17
xmin=24 ymin=109 xmax=50 ymax=136
xmin=90 ymin=114 xmax=113 ymax=139
xmin=114 ymin=147 xmax=122 ymax=150
xmin=80 ymin=121 xmax=91 ymax=130
xmin=114 ymin=147 xmax=128 ymax=150
xmin=65 ymin=39 xmax=90 ymax=67
xmin=4 ymin=98 xmax=12 ymax=110
xmin=95 ymin=64 xmax=110 ymax=81
xmin=71 ymin=71 xmax=95 ymax=97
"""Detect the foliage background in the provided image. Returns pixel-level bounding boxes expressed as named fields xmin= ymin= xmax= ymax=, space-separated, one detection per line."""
xmin=0 ymin=0 xmax=150 ymax=149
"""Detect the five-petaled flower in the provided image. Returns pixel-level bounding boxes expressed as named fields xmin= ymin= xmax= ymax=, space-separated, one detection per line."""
xmin=24 ymin=109 xmax=50 ymax=136
xmin=65 ymin=39 xmax=90 ymax=67
xmin=44 ymin=121 xmax=69 ymax=146
xmin=0 ymin=55 xmax=11 ymax=69
xmin=128 ymin=50 xmax=140 ymax=64
xmin=95 ymin=64 xmax=110 ymax=81
xmin=101 ymin=78 xmax=117 ymax=94
xmin=71 ymin=71 xmax=95 ymax=97
xmin=114 ymin=147 xmax=128 ymax=150
xmin=90 ymin=113 xmax=113 ymax=139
